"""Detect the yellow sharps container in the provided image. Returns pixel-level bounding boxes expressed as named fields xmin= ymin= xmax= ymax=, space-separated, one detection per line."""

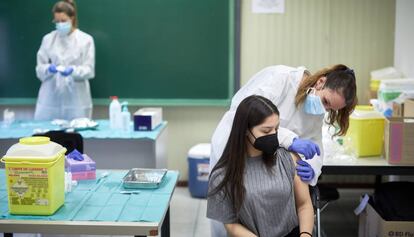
xmin=1 ymin=136 xmax=66 ymax=215
xmin=346 ymin=106 xmax=385 ymax=157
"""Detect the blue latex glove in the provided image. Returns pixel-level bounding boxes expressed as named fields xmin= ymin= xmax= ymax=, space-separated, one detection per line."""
xmin=383 ymin=108 xmax=393 ymax=118
xmin=296 ymin=160 xmax=315 ymax=182
xmin=48 ymin=64 xmax=58 ymax=74
xmin=67 ymin=149 xmax=84 ymax=161
xmin=60 ymin=67 xmax=74 ymax=77
xmin=288 ymin=138 xmax=320 ymax=160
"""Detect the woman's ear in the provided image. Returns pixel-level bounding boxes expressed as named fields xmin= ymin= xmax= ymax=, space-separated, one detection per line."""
xmin=315 ymin=76 xmax=327 ymax=90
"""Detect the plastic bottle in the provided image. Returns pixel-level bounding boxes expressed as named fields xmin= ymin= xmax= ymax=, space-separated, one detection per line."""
xmin=2 ymin=108 xmax=15 ymax=128
xmin=121 ymin=102 xmax=131 ymax=132
xmin=109 ymin=96 xmax=121 ymax=129
xmin=64 ymin=171 xmax=72 ymax=193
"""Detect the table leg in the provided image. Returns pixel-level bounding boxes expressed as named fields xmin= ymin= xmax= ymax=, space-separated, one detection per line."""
xmin=161 ymin=207 xmax=170 ymax=237
xmin=375 ymin=175 xmax=382 ymax=189
xmin=134 ymin=206 xmax=170 ymax=237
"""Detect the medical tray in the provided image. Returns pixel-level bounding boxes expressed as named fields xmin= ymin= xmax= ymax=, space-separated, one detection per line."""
xmin=122 ymin=168 xmax=167 ymax=189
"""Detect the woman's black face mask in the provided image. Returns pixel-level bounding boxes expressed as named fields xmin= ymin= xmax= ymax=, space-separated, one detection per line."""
xmin=249 ymin=130 xmax=279 ymax=155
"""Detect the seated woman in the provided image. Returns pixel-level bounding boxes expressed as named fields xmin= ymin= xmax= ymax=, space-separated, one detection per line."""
xmin=207 ymin=95 xmax=314 ymax=237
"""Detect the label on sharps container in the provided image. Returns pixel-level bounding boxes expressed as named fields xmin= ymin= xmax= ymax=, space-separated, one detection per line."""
xmin=8 ymin=167 xmax=49 ymax=206
xmin=197 ymin=163 xmax=210 ymax=181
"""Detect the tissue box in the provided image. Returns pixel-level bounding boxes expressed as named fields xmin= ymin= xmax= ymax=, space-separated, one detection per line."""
xmin=72 ymin=171 xmax=96 ymax=180
xmin=134 ymin=107 xmax=162 ymax=131
xmin=65 ymin=154 xmax=96 ymax=180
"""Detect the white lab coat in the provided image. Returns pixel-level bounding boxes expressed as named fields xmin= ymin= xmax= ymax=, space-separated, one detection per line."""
xmin=34 ymin=29 xmax=95 ymax=121
xmin=210 ymin=65 xmax=324 ymax=186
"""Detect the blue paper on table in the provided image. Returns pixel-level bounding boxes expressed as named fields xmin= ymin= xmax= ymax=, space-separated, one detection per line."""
xmin=0 ymin=120 xmax=167 ymax=140
xmin=0 ymin=169 xmax=178 ymax=223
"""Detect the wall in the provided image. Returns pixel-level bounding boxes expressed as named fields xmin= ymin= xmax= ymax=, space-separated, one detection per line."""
xmin=240 ymin=0 xmax=395 ymax=104
xmin=394 ymin=0 xmax=414 ymax=78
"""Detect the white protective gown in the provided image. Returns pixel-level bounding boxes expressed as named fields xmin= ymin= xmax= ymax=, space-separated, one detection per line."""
xmin=210 ymin=65 xmax=324 ymax=186
xmin=34 ymin=29 xmax=95 ymax=121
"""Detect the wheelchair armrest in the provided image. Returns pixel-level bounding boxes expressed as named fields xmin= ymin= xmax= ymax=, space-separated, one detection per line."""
xmin=309 ymin=185 xmax=320 ymax=209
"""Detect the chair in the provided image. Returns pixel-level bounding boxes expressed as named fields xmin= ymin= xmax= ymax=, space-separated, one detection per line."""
xmin=310 ymin=184 xmax=340 ymax=237
xmin=33 ymin=130 xmax=83 ymax=155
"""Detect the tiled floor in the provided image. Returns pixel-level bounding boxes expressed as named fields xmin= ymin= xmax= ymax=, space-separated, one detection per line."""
xmin=2 ymin=187 xmax=372 ymax=237
xmin=317 ymin=188 xmax=373 ymax=237
xmin=169 ymin=187 xmax=211 ymax=237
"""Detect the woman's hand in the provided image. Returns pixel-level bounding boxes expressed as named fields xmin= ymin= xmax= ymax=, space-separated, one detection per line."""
xmin=48 ymin=64 xmax=58 ymax=74
xmin=60 ymin=66 xmax=74 ymax=77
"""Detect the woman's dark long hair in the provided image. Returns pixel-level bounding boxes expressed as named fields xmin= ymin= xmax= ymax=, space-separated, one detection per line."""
xmin=209 ymin=95 xmax=279 ymax=214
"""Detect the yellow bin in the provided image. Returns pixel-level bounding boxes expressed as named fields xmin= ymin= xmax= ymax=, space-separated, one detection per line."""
xmin=346 ymin=106 xmax=385 ymax=157
xmin=1 ymin=137 xmax=66 ymax=215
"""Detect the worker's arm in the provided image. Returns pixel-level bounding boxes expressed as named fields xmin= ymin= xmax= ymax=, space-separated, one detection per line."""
xmin=72 ymin=36 xmax=95 ymax=81
xmin=35 ymin=35 xmax=54 ymax=82
xmin=301 ymin=132 xmax=323 ymax=186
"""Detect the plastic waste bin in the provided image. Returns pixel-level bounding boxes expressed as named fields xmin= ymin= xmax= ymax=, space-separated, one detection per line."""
xmin=346 ymin=106 xmax=385 ymax=157
xmin=188 ymin=143 xmax=211 ymax=198
xmin=1 ymin=136 xmax=66 ymax=215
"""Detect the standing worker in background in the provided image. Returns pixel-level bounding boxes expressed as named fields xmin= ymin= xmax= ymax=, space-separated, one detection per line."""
xmin=35 ymin=0 xmax=95 ymax=121
xmin=210 ymin=64 xmax=357 ymax=236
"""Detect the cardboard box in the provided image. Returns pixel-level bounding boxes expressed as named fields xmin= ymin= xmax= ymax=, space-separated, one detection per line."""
xmin=359 ymin=203 xmax=414 ymax=237
xmin=392 ymin=101 xmax=404 ymax=117
xmin=133 ymin=107 xmax=162 ymax=131
xmin=404 ymin=99 xmax=414 ymax=117
xmin=384 ymin=117 xmax=414 ymax=165
xmin=392 ymin=99 xmax=414 ymax=117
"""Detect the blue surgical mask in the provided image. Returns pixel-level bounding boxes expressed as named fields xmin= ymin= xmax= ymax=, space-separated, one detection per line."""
xmin=304 ymin=88 xmax=326 ymax=115
xmin=56 ymin=21 xmax=72 ymax=36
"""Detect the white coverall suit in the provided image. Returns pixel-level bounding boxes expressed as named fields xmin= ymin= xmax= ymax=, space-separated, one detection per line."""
xmin=35 ymin=29 xmax=95 ymax=121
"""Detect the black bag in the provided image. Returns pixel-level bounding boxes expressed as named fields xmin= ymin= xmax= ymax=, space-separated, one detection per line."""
xmin=33 ymin=130 xmax=83 ymax=155
xmin=371 ymin=181 xmax=414 ymax=221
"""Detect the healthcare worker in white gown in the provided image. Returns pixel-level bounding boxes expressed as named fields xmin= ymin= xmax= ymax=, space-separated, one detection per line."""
xmin=209 ymin=64 xmax=357 ymax=237
xmin=35 ymin=0 xmax=95 ymax=121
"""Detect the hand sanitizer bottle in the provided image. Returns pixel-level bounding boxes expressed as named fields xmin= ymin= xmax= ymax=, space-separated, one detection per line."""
xmin=121 ymin=102 xmax=131 ymax=132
